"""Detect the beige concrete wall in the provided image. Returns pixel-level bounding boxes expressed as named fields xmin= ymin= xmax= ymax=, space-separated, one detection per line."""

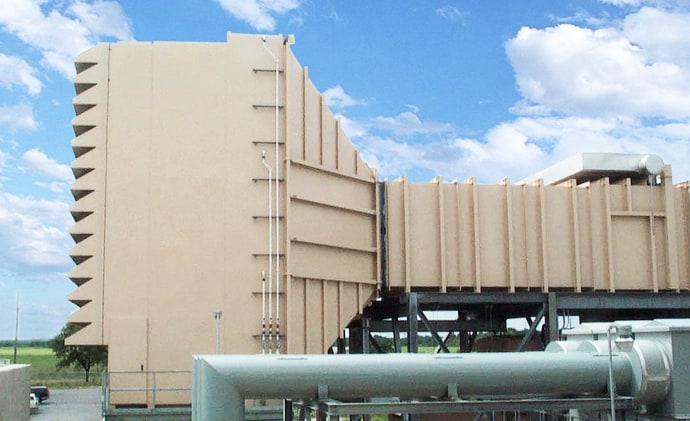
xmin=0 ymin=364 xmax=30 ymax=421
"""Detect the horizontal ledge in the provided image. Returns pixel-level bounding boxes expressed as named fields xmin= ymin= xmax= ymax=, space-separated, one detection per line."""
xmin=252 ymin=104 xmax=284 ymax=109
xmin=252 ymin=141 xmax=285 ymax=145
xmin=253 ymin=68 xmax=284 ymax=73
xmin=290 ymin=195 xmax=376 ymax=216
xmin=290 ymin=159 xmax=375 ymax=184
xmin=252 ymin=178 xmax=285 ymax=183
xmin=610 ymin=211 xmax=666 ymax=217
xmin=289 ymin=272 xmax=378 ymax=286
xmin=252 ymin=253 xmax=285 ymax=258
xmin=291 ymin=237 xmax=377 ymax=254
xmin=252 ymin=215 xmax=285 ymax=220
xmin=251 ymin=291 xmax=285 ymax=296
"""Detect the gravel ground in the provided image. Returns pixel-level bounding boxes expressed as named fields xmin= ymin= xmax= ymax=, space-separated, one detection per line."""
xmin=32 ymin=388 xmax=102 ymax=421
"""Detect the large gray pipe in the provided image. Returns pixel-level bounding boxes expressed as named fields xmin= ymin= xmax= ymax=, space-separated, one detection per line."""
xmin=192 ymin=341 xmax=669 ymax=421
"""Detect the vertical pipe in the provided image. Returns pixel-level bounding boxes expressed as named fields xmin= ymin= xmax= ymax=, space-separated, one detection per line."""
xmin=13 ymin=293 xmax=19 ymax=363
xmin=261 ymin=271 xmax=266 ymax=354
xmin=262 ymin=36 xmax=281 ymax=353
xmin=261 ymin=151 xmax=273 ymax=352
xmin=274 ymin=49 xmax=281 ymax=354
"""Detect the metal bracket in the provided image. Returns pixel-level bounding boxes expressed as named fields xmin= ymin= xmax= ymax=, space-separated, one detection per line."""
xmin=447 ymin=383 xmax=459 ymax=400
xmin=318 ymin=384 xmax=329 ymax=400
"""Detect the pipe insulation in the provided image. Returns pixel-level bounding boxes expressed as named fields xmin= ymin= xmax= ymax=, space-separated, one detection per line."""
xmin=192 ymin=341 xmax=670 ymax=421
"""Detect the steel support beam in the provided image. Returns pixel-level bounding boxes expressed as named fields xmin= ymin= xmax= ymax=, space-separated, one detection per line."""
xmin=547 ymin=292 xmax=559 ymax=343
xmin=368 ymin=319 xmax=503 ymax=333
xmin=406 ymin=293 xmax=418 ymax=353
xmin=516 ymin=305 xmax=545 ymax=352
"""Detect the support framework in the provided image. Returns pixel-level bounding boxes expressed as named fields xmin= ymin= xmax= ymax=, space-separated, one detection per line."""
xmin=347 ymin=291 xmax=690 ymax=354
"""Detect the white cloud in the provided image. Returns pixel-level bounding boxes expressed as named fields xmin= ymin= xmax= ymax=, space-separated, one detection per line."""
xmin=0 ymin=0 xmax=133 ymax=79
xmin=597 ymin=0 xmax=690 ymax=7
xmin=0 ymin=53 xmax=42 ymax=94
xmin=35 ymin=181 xmax=69 ymax=194
xmin=623 ymin=7 xmax=690 ymax=64
xmin=0 ymin=102 xmax=37 ymax=131
xmin=323 ymin=85 xmax=367 ymax=109
xmin=214 ymin=0 xmax=302 ymax=31
xmin=600 ymin=0 xmax=642 ymax=6
xmin=370 ymin=108 xmax=455 ymax=137
xmin=352 ymin=115 xmax=690 ymax=184
xmin=505 ymin=23 xmax=690 ymax=120
xmin=335 ymin=113 xmax=367 ymax=138
xmin=0 ymin=191 xmax=73 ymax=279
xmin=68 ymin=0 xmax=133 ymax=40
xmin=21 ymin=148 xmax=73 ymax=181
xmin=435 ymin=6 xmax=467 ymax=23
xmin=0 ymin=149 xmax=7 ymax=172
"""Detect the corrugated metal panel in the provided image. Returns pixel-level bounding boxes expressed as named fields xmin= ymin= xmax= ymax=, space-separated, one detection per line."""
xmin=284 ymin=42 xmax=378 ymax=353
xmin=385 ymin=168 xmax=690 ymax=292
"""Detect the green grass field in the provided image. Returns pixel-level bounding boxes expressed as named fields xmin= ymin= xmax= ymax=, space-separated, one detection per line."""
xmin=0 ymin=347 xmax=103 ymax=388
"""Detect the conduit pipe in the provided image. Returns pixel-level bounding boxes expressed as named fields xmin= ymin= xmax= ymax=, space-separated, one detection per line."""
xmin=262 ymin=36 xmax=281 ymax=353
xmin=192 ymin=340 xmax=670 ymax=421
xmin=260 ymin=151 xmax=273 ymax=352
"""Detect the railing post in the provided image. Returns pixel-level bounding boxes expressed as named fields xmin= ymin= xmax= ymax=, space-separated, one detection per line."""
xmin=101 ymin=370 xmax=108 ymax=417
xmin=151 ymin=371 xmax=156 ymax=410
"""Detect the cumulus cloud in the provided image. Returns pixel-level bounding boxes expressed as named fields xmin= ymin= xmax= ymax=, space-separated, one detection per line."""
xmin=0 ymin=191 xmax=73 ymax=280
xmin=506 ymin=23 xmax=690 ymax=120
xmin=339 ymin=4 xmax=690 ymax=184
xmin=21 ymin=148 xmax=74 ymax=182
xmin=0 ymin=102 xmax=37 ymax=131
xmin=0 ymin=0 xmax=133 ymax=79
xmin=623 ymin=7 xmax=690 ymax=64
xmin=68 ymin=0 xmax=133 ymax=40
xmin=371 ymin=109 xmax=455 ymax=137
xmin=323 ymin=85 xmax=367 ymax=110
xmin=214 ymin=0 xmax=302 ymax=31
xmin=0 ymin=53 xmax=42 ymax=94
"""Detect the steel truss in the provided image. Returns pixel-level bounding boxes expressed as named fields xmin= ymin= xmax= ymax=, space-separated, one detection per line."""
xmin=346 ymin=291 xmax=690 ymax=355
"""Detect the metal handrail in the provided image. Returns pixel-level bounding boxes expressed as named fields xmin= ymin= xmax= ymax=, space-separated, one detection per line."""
xmin=102 ymin=369 xmax=192 ymax=415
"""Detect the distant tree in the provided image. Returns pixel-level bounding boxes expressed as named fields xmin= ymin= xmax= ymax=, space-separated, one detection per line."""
xmin=50 ymin=324 xmax=107 ymax=383
xmin=370 ymin=335 xmax=395 ymax=353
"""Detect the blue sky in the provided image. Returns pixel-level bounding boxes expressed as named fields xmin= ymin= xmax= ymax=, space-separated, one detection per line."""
xmin=1 ymin=0 xmax=690 ymax=339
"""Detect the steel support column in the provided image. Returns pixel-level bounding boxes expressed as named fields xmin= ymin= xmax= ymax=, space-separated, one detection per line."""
xmin=407 ymin=292 xmax=418 ymax=353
